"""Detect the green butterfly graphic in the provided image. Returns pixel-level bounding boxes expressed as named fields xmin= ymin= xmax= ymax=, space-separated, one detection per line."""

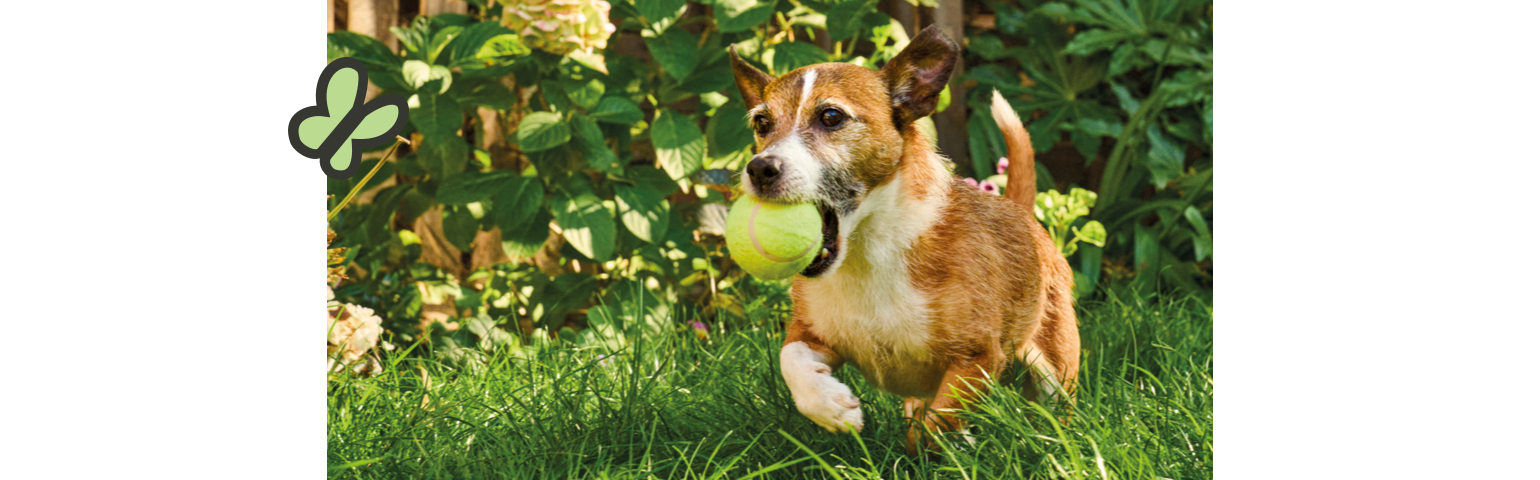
xmin=288 ymin=57 xmax=408 ymax=179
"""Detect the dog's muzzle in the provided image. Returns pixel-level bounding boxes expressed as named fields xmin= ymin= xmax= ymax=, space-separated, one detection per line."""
xmin=746 ymin=155 xmax=783 ymax=194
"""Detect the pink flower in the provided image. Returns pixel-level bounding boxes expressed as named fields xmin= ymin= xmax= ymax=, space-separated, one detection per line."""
xmin=691 ymin=321 xmax=707 ymax=331
xmin=980 ymin=180 xmax=1000 ymax=195
xmin=963 ymin=177 xmax=979 ymax=188
xmin=997 ymin=157 xmax=1009 ymax=175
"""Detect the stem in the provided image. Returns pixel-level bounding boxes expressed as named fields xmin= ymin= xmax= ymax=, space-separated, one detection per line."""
xmin=327 ymin=137 xmax=409 ymax=222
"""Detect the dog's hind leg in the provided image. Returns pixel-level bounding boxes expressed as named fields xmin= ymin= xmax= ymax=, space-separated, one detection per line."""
xmin=1018 ymin=345 xmax=1067 ymax=406
xmin=908 ymin=353 xmax=998 ymax=454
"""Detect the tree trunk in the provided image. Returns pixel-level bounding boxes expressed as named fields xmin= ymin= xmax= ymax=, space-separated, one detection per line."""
xmin=931 ymin=0 xmax=968 ymax=168
xmin=346 ymin=0 xmax=400 ymax=100
xmin=420 ymin=0 xmax=467 ymax=16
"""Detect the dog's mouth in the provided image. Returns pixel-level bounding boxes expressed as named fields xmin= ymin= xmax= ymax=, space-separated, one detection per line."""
xmin=800 ymin=202 xmax=840 ymax=278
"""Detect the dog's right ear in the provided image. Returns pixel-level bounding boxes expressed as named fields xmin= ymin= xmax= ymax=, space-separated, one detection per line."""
xmin=879 ymin=25 xmax=960 ymax=127
xmin=730 ymin=46 xmax=773 ymax=108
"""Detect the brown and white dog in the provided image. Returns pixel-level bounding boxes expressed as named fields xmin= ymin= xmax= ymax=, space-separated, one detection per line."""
xmin=729 ymin=25 xmax=1081 ymax=454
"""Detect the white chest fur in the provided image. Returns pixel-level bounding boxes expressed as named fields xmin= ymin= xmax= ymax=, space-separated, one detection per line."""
xmin=801 ymin=167 xmax=947 ymax=388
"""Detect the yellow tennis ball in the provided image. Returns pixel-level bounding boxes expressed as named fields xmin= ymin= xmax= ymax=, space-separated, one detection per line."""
xmin=725 ymin=195 xmax=821 ymax=281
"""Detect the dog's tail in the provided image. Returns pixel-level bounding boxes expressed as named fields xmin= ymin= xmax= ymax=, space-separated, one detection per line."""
xmin=990 ymin=89 xmax=1036 ymax=210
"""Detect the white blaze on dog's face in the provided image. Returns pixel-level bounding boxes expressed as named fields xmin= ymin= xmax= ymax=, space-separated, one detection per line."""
xmin=728 ymin=31 xmax=959 ymax=278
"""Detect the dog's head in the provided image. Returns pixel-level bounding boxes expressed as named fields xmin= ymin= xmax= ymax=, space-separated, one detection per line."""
xmin=730 ymin=25 xmax=959 ymax=278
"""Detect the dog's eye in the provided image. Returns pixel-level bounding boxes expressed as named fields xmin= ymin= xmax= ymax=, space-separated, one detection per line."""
xmin=752 ymin=115 xmax=772 ymax=136
xmin=819 ymin=108 xmax=846 ymax=128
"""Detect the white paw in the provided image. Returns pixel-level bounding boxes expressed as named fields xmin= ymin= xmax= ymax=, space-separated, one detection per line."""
xmin=782 ymin=342 xmax=865 ymax=433
xmin=794 ymin=373 xmax=864 ymax=433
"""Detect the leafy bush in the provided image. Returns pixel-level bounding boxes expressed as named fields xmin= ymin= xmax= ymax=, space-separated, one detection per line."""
xmin=963 ymin=0 xmax=1213 ymax=298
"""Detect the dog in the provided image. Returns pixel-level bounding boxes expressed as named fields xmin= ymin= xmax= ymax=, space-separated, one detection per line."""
xmin=728 ymin=25 xmax=1081 ymax=455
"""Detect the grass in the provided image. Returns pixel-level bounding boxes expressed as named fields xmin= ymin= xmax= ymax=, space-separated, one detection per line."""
xmin=327 ymin=289 xmax=1213 ymax=479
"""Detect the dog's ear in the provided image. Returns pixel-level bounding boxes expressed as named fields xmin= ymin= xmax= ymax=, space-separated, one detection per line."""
xmin=879 ymin=25 xmax=960 ymax=127
xmin=730 ymin=46 xmax=774 ymax=108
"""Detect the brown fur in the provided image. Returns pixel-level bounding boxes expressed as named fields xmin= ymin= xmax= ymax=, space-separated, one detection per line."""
xmin=731 ymin=26 xmax=1081 ymax=455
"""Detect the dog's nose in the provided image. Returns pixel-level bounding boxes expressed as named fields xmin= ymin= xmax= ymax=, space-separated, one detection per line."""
xmin=747 ymin=156 xmax=783 ymax=192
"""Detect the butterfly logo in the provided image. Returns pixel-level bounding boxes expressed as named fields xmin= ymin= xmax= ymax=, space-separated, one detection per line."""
xmin=288 ymin=57 xmax=408 ymax=179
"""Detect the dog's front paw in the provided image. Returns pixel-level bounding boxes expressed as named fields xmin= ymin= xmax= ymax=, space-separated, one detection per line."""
xmin=782 ymin=341 xmax=864 ymax=433
xmin=793 ymin=374 xmax=864 ymax=433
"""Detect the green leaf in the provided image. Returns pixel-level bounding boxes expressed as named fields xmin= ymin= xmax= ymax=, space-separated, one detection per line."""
xmin=390 ymin=17 xmax=433 ymax=60
xmin=1156 ymin=70 xmax=1212 ymax=108
xmin=1076 ymin=116 xmax=1123 ymax=138
xmin=1144 ymin=126 xmax=1183 ymax=188
xmin=768 ymin=41 xmax=827 ymax=75
xmin=327 ymin=31 xmax=400 ymax=69
xmin=1133 ymin=224 xmax=1161 ymax=291
xmin=644 ymin=26 xmax=700 ymax=80
xmin=492 ymin=175 xmax=544 ymax=234
xmin=564 ymin=50 xmax=610 ymax=75
xmin=465 ymin=314 xmax=516 ymax=350
xmin=451 ymin=76 xmax=517 ymax=110
xmin=591 ymin=96 xmax=644 ymax=124
xmin=1034 ymin=2 xmax=1101 ymax=26
xmin=967 ymin=109 xmax=1007 ymax=179
xmin=1079 ymin=243 xmax=1102 ymax=288
xmin=826 ymin=0 xmax=877 ymax=42
xmin=551 ymin=174 xmax=616 ymax=263
xmin=1108 ymin=42 xmax=1142 ymax=77
xmin=410 ymin=88 xmax=462 ymax=139
xmin=1111 ymin=82 xmax=1140 ymax=116
xmin=968 ymin=34 xmax=1008 ymax=61
xmin=443 ymin=206 xmax=479 ymax=252
xmin=536 ymin=273 xmax=598 ymax=329
xmin=570 ymin=115 xmax=618 ymax=172
xmin=1071 ymin=127 xmax=1099 ymax=161
xmin=437 ymin=170 xmax=520 ymax=205
xmin=568 ymin=79 xmax=605 ymax=111
xmin=501 ymin=208 xmax=551 ymax=259
xmin=424 ymin=25 xmax=463 ymax=64
xmin=639 ymin=0 xmax=688 ymax=31
xmin=707 ymin=105 xmax=753 ymax=158
xmin=420 ymin=137 xmax=470 ymax=179
xmin=1065 ymin=29 xmax=1140 ymax=56
xmin=616 ymin=167 xmax=674 ymax=243
xmin=650 ymin=109 xmax=705 ymax=184
xmin=632 ymin=164 xmax=681 ymax=196
xmin=400 ymin=186 xmax=436 ymax=224
xmin=1202 ymin=99 xmax=1213 ymax=145
xmin=716 ymin=0 xmax=779 ymax=33
xmin=327 ymin=32 xmax=407 ymax=92
xmin=364 ymin=186 xmax=410 ymax=246
xmin=409 ymin=89 xmax=467 ymax=178
xmin=676 ymin=59 xmax=734 ymax=94
xmin=444 ymin=21 xmax=527 ymax=69
xmin=539 ymin=80 xmax=573 ymax=112
xmin=515 ymin=112 xmax=571 ymax=153
xmin=1183 ymin=206 xmax=1211 ymax=261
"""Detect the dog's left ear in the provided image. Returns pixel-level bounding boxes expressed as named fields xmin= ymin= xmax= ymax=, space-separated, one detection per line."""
xmin=730 ymin=46 xmax=774 ymax=108
xmin=880 ymin=25 xmax=960 ymax=127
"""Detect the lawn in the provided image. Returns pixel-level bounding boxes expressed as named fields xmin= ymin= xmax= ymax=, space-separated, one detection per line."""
xmin=327 ymin=288 xmax=1213 ymax=479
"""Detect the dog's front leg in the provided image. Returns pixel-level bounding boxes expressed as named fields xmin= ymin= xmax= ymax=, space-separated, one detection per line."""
xmin=781 ymin=318 xmax=863 ymax=433
xmin=908 ymin=354 xmax=996 ymax=453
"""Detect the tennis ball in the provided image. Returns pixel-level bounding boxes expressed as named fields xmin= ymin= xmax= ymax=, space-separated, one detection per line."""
xmin=725 ymin=195 xmax=822 ymax=281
